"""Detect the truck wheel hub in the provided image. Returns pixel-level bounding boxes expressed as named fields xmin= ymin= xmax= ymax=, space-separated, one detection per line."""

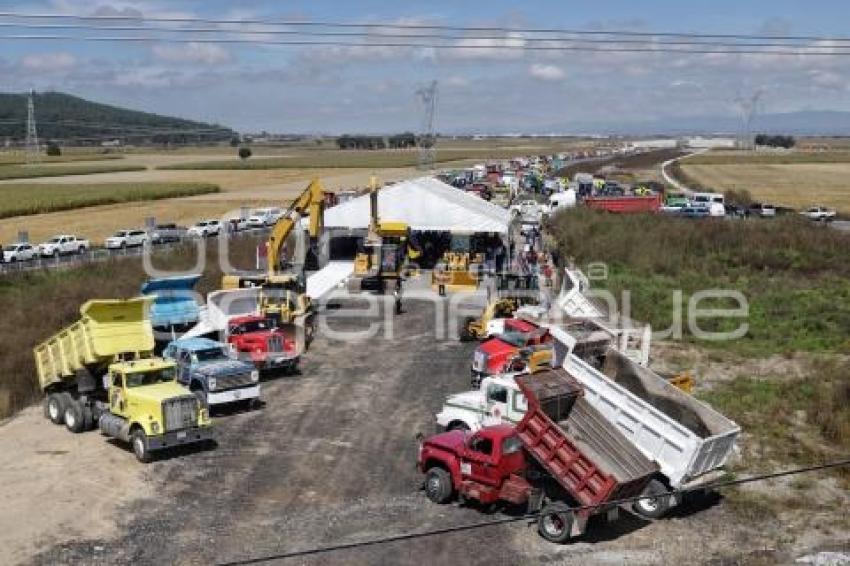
xmin=48 ymin=400 xmax=59 ymax=419
xmin=542 ymin=515 xmax=565 ymax=535
xmin=638 ymin=497 xmax=658 ymax=512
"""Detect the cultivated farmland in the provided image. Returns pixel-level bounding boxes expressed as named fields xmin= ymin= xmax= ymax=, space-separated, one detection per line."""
xmin=0 ymin=182 xmax=219 ymax=219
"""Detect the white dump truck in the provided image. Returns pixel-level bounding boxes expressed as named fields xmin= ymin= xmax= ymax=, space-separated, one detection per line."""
xmin=435 ymin=327 xmax=740 ymax=519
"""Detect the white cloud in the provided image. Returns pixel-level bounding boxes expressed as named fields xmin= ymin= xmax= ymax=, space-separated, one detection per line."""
xmin=810 ymin=70 xmax=847 ymax=91
xmin=19 ymin=52 xmax=77 ymax=73
xmin=529 ymin=63 xmax=565 ymax=81
xmin=152 ymin=42 xmax=232 ymax=65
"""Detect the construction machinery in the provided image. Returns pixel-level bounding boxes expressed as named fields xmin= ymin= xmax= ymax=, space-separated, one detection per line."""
xmin=222 ymin=179 xmax=325 ymax=334
xmin=431 ymin=251 xmax=485 ymax=296
xmin=347 ymin=177 xmax=420 ymax=314
xmin=33 ymin=297 xmax=213 ymax=462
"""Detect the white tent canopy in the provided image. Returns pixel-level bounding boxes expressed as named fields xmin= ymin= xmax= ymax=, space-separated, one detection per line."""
xmin=320 ymin=177 xmax=510 ymax=235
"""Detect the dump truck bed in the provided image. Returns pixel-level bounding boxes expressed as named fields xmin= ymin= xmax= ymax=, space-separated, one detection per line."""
xmin=141 ymin=275 xmax=201 ymax=328
xmin=515 ymin=370 xmax=657 ymax=511
xmin=33 ymin=297 xmax=156 ymax=391
xmin=564 ymin=348 xmax=740 ymax=488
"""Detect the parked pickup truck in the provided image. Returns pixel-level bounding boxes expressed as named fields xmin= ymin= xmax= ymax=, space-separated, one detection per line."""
xmin=420 ymin=369 xmax=657 ymax=543
xmin=33 ymin=297 xmax=213 ymax=462
xmin=226 ymin=314 xmax=300 ymax=373
xmin=38 ymin=234 xmax=89 ymax=257
xmin=163 ymin=337 xmax=260 ymax=409
xmin=471 ymin=319 xmax=553 ymax=387
xmin=800 ymin=206 xmax=837 ymax=222
xmin=150 ymin=223 xmax=187 ymax=244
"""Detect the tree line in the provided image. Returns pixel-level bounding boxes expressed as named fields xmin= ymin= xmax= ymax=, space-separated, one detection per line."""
xmin=754 ymin=134 xmax=796 ymax=149
xmin=337 ymin=132 xmax=433 ymax=150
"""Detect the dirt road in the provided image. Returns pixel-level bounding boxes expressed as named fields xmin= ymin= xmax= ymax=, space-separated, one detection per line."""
xmin=5 ymin=288 xmax=848 ymax=565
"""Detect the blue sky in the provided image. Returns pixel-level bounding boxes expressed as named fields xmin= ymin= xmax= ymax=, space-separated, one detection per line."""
xmin=2 ymin=1 xmax=850 ymax=133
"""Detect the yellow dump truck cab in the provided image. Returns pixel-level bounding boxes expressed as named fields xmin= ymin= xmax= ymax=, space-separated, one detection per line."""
xmin=98 ymin=358 xmax=212 ymax=462
xmin=34 ymin=298 xmax=213 ymax=463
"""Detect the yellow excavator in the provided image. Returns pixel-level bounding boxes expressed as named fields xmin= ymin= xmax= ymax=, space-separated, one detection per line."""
xmin=431 ymin=236 xmax=485 ymax=296
xmin=222 ymin=179 xmax=326 ymax=334
xmin=347 ymin=177 xmax=420 ymax=314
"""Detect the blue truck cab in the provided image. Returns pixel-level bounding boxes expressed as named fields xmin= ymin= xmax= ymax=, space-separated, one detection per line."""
xmin=162 ymin=337 xmax=260 ymax=408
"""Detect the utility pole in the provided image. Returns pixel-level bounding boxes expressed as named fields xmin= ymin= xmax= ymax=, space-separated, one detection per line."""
xmin=25 ymin=89 xmax=40 ymax=163
xmin=416 ymin=80 xmax=438 ymax=170
xmin=735 ymin=90 xmax=763 ymax=151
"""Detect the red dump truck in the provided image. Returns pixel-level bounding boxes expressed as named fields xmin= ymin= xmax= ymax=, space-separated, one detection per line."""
xmin=583 ymin=193 xmax=662 ymax=214
xmin=417 ymin=369 xmax=657 ymax=543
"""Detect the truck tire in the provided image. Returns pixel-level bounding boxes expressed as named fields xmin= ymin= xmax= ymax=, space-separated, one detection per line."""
xmin=424 ymin=467 xmax=453 ymax=504
xmin=46 ymin=392 xmax=68 ymax=425
xmin=63 ymin=399 xmax=86 ymax=433
xmin=537 ymin=502 xmax=574 ymax=543
xmin=131 ymin=429 xmax=153 ymax=463
xmin=633 ymin=479 xmax=670 ymax=519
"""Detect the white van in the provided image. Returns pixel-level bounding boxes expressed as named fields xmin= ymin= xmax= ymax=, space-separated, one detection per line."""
xmin=692 ymin=192 xmax=725 ymax=217
xmin=548 ymin=188 xmax=577 ymax=213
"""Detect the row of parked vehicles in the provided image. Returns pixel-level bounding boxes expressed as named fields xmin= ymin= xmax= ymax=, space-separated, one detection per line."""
xmin=416 ymin=265 xmax=741 ymax=544
xmin=1 ymin=207 xmax=289 ymax=264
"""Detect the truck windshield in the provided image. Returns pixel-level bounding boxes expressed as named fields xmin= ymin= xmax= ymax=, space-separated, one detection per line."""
xmin=193 ymin=348 xmax=227 ymax=362
xmin=125 ymin=367 xmax=176 ymax=387
xmin=499 ymin=332 xmax=529 ymax=347
xmin=240 ymin=319 xmax=272 ymax=333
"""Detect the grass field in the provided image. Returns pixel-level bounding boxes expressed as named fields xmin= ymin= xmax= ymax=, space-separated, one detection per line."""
xmin=679 ymin=162 xmax=850 ymax=213
xmin=698 ymin=359 xmax=850 ymax=475
xmin=686 ymin=150 xmax=850 ymax=165
xmin=157 ymin=146 xmax=586 ymax=170
xmin=0 ymin=182 xmax=219 ymax=219
xmin=0 ymin=153 xmax=125 ymax=165
xmin=549 ymin=208 xmax=850 ymax=356
xmin=0 ymin=163 xmax=145 ymax=180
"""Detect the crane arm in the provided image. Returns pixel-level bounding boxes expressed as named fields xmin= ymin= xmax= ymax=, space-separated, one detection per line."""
xmin=267 ymin=178 xmax=326 ymax=276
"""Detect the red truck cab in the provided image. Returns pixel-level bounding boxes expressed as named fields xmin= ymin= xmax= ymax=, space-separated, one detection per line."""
xmin=471 ymin=319 xmax=553 ymax=386
xmin=417 ymin=425 xmax=532 ymax=506
xmin=226 ymin=314 xmax=299 ymax=373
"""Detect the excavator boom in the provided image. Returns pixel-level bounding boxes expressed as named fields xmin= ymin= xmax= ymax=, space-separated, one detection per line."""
xmin=267 ymin=178 xmax=325 ymax=276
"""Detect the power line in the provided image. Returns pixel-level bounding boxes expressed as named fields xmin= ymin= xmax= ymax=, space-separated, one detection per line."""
xmin=2 ymin=11 xmax=850 ymax=43
xmin=0 ymin=34 xmax=848 ymax=56
xmin=0 ymin=21 xmax=846 ymax=50
xmin=216 ymin=458 xmax=850 ymax=565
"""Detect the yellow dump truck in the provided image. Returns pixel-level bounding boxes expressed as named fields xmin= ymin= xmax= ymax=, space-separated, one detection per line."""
xmin=33 ymin=297 xmax=213 ymax=462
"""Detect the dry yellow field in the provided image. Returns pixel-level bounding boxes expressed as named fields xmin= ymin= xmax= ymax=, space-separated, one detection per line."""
xmin=680 ymin=162 xmax=850 ymax=213
xmin=0 ymin=164 xmax=425 ymax=243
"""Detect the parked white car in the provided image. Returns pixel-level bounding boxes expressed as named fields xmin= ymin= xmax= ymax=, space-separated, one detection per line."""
xmin=249 ymin=207 xmax=283 ymax=227
xmin=188 ymin=219 xmax=221 ymax=237
xmin=39 ymin=234 xmax=89 ymax=257
xmin=748 ymin=203 xmax=776 ymax=218
xmin=105 ymin=229 xmax=149 ymax=249
xmin=800 ymin=206 xmax=837 ymax=222
xmin=3 ymin=242 xmax=37 ymax=262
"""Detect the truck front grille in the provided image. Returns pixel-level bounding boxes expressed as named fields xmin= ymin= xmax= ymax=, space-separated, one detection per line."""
xmin=215 ymin=372 xmax=254 ymax=390
xmin=267 ymin=335 xmax=284 ymax=353
xmin=163 ymin=396 xmax=198 ymax=432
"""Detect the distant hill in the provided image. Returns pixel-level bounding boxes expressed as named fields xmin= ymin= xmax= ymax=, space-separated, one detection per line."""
xmin=0 ymin=91 xmax=236 ymax=145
